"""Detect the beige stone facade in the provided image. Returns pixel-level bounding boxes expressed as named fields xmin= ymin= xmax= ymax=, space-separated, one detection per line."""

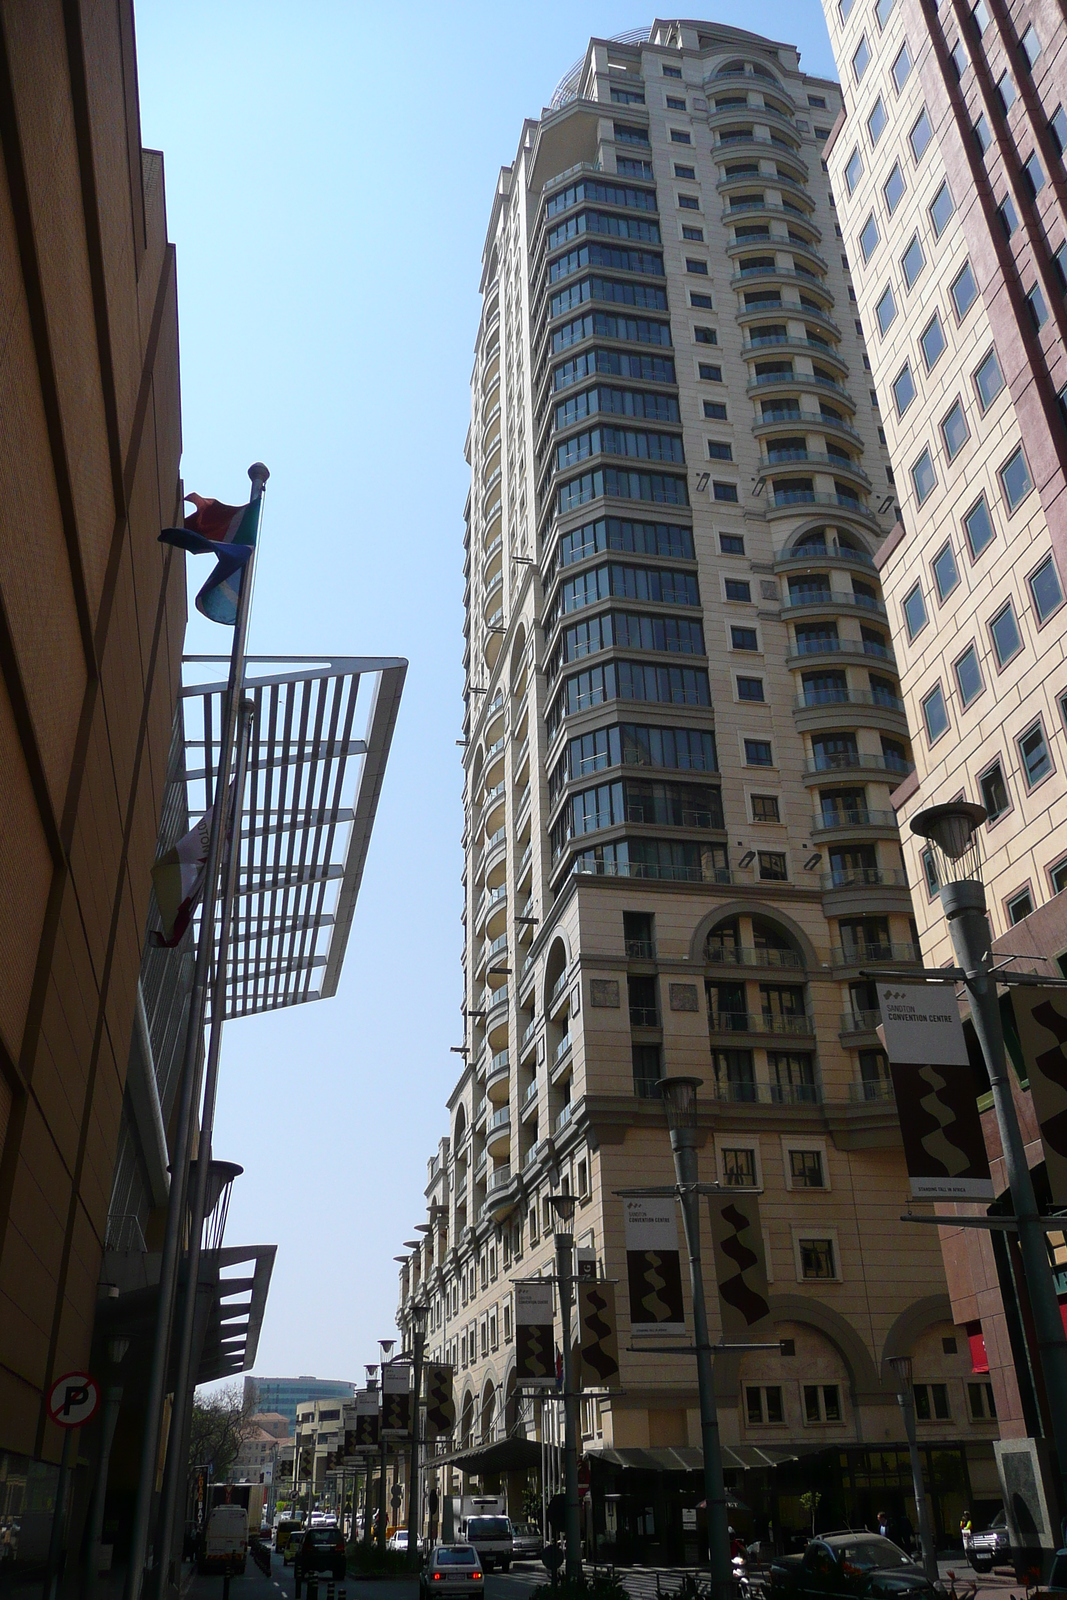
xmin=395 ymin=18 xmax=1006 ymax=1556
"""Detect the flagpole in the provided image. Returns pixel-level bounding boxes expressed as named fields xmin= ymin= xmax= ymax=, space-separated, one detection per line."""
xmin=153 ymin=689 xmax=257 ymax=1596
xmin=124 ymin=463 xmax=268 ymax=1600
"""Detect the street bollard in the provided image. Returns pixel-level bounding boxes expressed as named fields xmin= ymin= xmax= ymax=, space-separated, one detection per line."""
xmin=222 ymin=1569 xmax=231 ymax=1600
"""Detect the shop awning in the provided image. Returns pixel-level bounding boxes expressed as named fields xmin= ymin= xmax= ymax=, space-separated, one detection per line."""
xmin=585 ymin=1443 xmax=822 ymax=1472
xmin=430 ymin=1437 xmax=545 ymax=1474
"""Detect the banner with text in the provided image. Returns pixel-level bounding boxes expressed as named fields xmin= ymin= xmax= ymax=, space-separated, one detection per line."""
xmin=351 ymin=1387 xmax=380 ymax=1449
xmin=514 ymin=1279 xmax=556 ymax=1386
xmin=424 ymin=1363 xmax=456 ymax=1439
xmin=1010 ymin=986 xmax=1067 ymax=1206
xmin=577 ymin=1278 xmax=621 ymax=1388
xmin=382 ymin=1363 xmax=412 ymax=1436
xmin=624 ymin=1196 xmax=685 ymax=1338
xmin=708 ymin=1190 xmax=771 ymax=1340
xmin=878 ymin=983 xmax=992 ymax=1199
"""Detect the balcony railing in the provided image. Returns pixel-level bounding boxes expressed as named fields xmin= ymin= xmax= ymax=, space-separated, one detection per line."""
xmin=629 ymin=1006 xmax=660 ymax=1028
xmin=831 ymin=942 xmax=921 ymax=967
xmin=574 ymin=858 xmax=733 ymax=885
xmin=488 ymin=1165 xmax=513 ymax=1191
xmin=555 ymin=1033 xmax=572 ymax=1062
xmin=705 ymin=944 xmax=804 ymax=969
xmin=784 ymin=589 xmax=887 ymax=615
xmin=806 ymin=753 xmax=913 ymax=777
xmin=489 ymin=1048 xmax=510 ymax=1075
xmin=551 ymin=969 xmax=570 ymax=1002
xmin=485 ymin=986 xmax=509 ymax=1014
xmin=521 ymin=1017 xmax=538 ymax=1049
xmin=813 ymin=810 xmax=897 ymax=831
xmin=555 ymin=1103 xmax=573 ymax=1133
xmin=523 ymin=1078 xmax=539 ymax=1105
xmin=710 ymin=1078 xmax=822 ymax=1105
xmin=840 ymin=1010 xmax=881 ymax=1034
xmin=821 ymin=867 xmax=909 ymax=891
xmin=796 ymin=688 xmax=905 ymax=713
xmin=849 ymin=1076 xmax=895 ymax=1103
xmin=489 ymin=1107 xmax=511 ymax=1131
xmin=625 ymin=938 xmax=657 ymax=959
xmin=708 ymin=1011 xmax=814 ymax=1036
xmin=524 ymin=1141 xmax=542 ymax=1168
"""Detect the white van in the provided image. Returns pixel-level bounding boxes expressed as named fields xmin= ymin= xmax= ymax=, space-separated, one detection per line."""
xmin=201 ymin=1503 xmax=249 ymax=1573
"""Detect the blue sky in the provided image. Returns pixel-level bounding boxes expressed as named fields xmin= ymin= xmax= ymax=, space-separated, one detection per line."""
xmin=134 ymin=0 xmax=839 ymax=1386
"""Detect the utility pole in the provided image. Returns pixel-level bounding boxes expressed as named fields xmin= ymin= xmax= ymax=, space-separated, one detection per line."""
xmin=548 ymin=1194 xmax=582 ymax=1583
xmin=406 ymin=1302 xmax=427 ymax=1567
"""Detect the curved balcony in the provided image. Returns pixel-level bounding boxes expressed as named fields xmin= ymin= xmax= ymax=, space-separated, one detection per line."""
xmin=787 ymin=639 xmax=895 ymax=672
xmin=483 ymin=828 xmax=507 ymax=875
xmin=485 ymin=1164 xmax=519 ymax=1215
xmin=486 ymin=1107 xmax=512 ymax=1159
xmin=775 ymin=540 xmax=876 ymax=573
xmin=731 ymin=264 xmax=830 ymax=297
xmin=768 ymin=495 xmax=884 ymax=534
xmin=821 ymin=866 xmax=908 ymax=892
xmin=482 ymin=355 xmax=500 ymax=397
xmin=726 ymin=237 xmax=828 ymax=274
xmin=794 ymin=687 xmax=904 ymax=716
xmin=484 ymin=929 xmax=508 ymax=969
xmin=476 ymin=881 xmax=508 ymax=932
xmin=715 ymin=135 xmax=809 ymax=180
xmin=831 ymin=941 xmax=921 ymax=970
xmin=746 ymin=371 xmax=854 ymax=408
xmin=840 ymin=1009 xmax=882 ymax=1037
xmin=708 ymin=1011 xmax=815 ymax=1040
xmin=763 ymin=451 xmax=869 ymax=488
xmin=742 ymin=335 xmax=846 ymax=372
xmin=754 ymin=409 xmax=863 ymax=448
xmin=486 ymin=1049 xmax=511 ymax=1100
xmin=803 ymin=753 xmax=913 ymax=785
xmin=811 ymin=808 xmax=900 ymax=838
xmin=722 ymin=201 xmax=822 ymax=240
xmin=704 ymin=943 xmax=805 ymax=971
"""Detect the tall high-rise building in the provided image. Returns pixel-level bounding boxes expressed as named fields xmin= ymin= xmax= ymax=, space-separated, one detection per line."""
xmin=244 ymin=1375 xmax=356 ymax=1429
xmin=396 ymin=18 xmax=1005 ymax=1559
xmin=820 ymin=0 xmax=1067 ymax=1518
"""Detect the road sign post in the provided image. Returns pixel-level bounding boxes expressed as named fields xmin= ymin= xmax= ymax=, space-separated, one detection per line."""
xmin=45 ymin=1372 xmax=100 ymax=1600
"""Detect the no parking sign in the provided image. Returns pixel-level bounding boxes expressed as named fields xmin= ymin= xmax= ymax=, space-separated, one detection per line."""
xmin=47 ymin=1371 xmax=100 ymax=1428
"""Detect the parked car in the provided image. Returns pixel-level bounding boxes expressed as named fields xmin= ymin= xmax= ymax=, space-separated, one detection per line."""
xmin=770 ymin=1535 xmax=936 ymax=1600
xmin=510 ymin=1522 xmax=543 ymax=1560
xmin=458 ymin=1514 xmax=512 ymax=1572
xmin=294 ymin=1525 xmax=346 ymax=1584
xmin=969 ymin=1512 xmax=1011 ymax=1572
xmin=419 ymin=1544 xmax=484 ymax=1600
xmin=388 ymin=1530 xmax=425 ymax=1555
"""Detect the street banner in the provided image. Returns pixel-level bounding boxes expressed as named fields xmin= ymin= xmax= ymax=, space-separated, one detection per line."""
xmin=514 ymin=1279 xmax=555 ymax=1386
xmin=708 ymin=1190 xmax=771 ymax=1340
xmin=424 ymin=1363 xmax=456 ymax=1439
xmin=577 ymin=1278 xmax=621 ymax=1388
xmin=350 ymin=1387 xmax=380 ymax=1448
xmin=382 ymin=1364 xmax=411 ymax=1437
xmin=624 ymin=1196 xmax=685 ymax=1337
xmin=878 ymin=983 xmax=993 ymax=1199
xmin=576 ymin=1246 xmax=598 ymax=1282
xmin=1010 ymin=987 xmax=1067 ymax=1206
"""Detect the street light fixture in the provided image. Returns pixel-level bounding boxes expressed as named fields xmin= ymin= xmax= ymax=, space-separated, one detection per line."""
xmin=656 ymin=1076 xmax=732 ymax=1599
xmin=886 ymin=1355 xmax=937 ymax=1580
xmin=406 ymin=1298 xmax=429 ymax=1568
xmin=548 ymin=1192 xmax=582 ymax=1582
xmin=910 ymin=799 xmax=1067 ymax=1509
xmin=377 ymin=1340 xmax=396 ymax=1552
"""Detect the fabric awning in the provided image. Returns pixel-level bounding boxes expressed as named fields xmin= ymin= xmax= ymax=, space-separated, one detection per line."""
xmin=430 ymin=1437 xmax=544 ymax=1474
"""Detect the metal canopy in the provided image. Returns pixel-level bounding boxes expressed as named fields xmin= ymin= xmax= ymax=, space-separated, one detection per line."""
xmin=177 ymin=655 xmax=406 ymax=1020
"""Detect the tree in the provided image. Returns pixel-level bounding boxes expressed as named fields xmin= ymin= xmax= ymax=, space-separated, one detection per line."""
xmin=188 ymin=1382 xmax=257 ymax=1483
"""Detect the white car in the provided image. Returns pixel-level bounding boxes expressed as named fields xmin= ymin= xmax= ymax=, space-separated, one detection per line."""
xmin=388 ymin=1529 xmax=424 ymax=1554
xmin=419 ymin=1544 xmax=484 ymax=1600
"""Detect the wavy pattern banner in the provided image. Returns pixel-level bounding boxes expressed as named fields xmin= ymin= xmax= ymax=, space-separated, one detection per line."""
xmin=709 ymin=1193 xmax=770 ymax=1339
xmin=1014 ymin=989 xmax=1067 ymax=1206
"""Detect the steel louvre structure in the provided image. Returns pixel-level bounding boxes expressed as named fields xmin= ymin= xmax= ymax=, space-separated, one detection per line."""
xmin=176 ymin=654 xmax=406 ymax=1020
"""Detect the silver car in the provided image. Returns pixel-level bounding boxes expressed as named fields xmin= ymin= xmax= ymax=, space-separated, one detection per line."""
xmin=969 ymin=1512 xmax=1010 ymax=1572
xmin=419 ymin=1544 xmax=484 ymax=1600
xmin=510 ymin=1522 xmax=543 ymax=1561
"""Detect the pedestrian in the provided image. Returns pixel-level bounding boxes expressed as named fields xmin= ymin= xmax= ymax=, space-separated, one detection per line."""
xmin=875 ymin=1510 xmax=891 ymax=1541
xmin=960 ymin=1510 xmax=973 ymax=1557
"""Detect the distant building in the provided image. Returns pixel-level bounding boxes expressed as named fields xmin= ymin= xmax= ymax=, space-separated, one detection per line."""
xmin=243 ymin=1376 xmax=355 ymax=1428
xmin=253 ymin=1412 xmax=291 ymax=1440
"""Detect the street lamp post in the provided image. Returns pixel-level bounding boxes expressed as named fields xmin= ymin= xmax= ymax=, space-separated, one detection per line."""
xmin=364 ymin=1366 xmax=378 ymax=1548
xmin=378 ymin=1341 xmax=394 ymax=1553
xmin=887 ymin=1355 xmax=938 ymax=1580
xmin=548 ymin=1193 xmax=582 ymax=1583
xmin=911 ymin=802 xmax=1067 ymax=1504
xmin=406 ymin=1300 xmax=428 ymax=1568
xmin=657 ymin=1077 xmax=732 ymax=1600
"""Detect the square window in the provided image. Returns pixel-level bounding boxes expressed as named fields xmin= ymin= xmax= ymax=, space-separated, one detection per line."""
xmin=690 ymin=292 xmax=713 ymax=309
xmin=752 ymin=794 xmax=780 ymax=821
xmin=930 ymin=182 xmax=954 ymax=236
xmin=1021 ymin=23 xmax=1040 ymax=66
xmin=809 ymin=95 xmax=827 ymax=109
xmin=800 ymin=1237 xmax=836 ymax=1279
xmin=998 ymin=71 xmax=1016 ymax=112
xmin=663 ymin=64 xmax=683 ymax=78
xmin=686 ymin=257 xmax=708 ymax=275
xmin=903 ymin=583 xmax=928 ymax=639
xmin=893 ymin=362 xmax=916 ymax=416
xmin=892 ymin=44 xmax=912 ymax=92
xmin=758 ymin=851 xmax=788 ymax=881
xmin=999 ymin=195 xmax=1019 ymax=237
xmin=714 ymin=481 xmax=739 ymax=502
xmin=941 ymin=400 xmax=969 ymax=460
xmin=876 ymin=283 xmax=897 ymax=336
xmin=974 ymin=349 xmax=1004 ymax=410
xmin=975 ymin=113 xmax=992 ymax=154
xmin=738 ymin=676 xmax=764 ymax=700
xmin=902 ymin=234 xmax=926 ymax=288
xmin=911 ymin=108 xmax=933 ymax=162
xmin=666 ymin=96 xmax=687 ymax=110
xmin=671 ymin=130 xmax=693 ymax=145
xmin=1007 ymin=888 xmax=1034 ymax=925
xmin=1000 ymin=447 xmax=1033 ymax=511
xmin=964 ymin=495 xmax=995 ymax=558
xmin=990 ymin=599 xmax=1022 ymax=665
xmin=704 ymin=400 xmax=728 ymax=419
xmin=674 ymin=164 xmax=696 ymax=179
xmin=955 ymin=644 xmax=984 ymax=705
xmin=1028 ymin=283 xmax=1049 ymax=330
xmin=708 ymin=440 xmax=734 ymax=460
xmin=745 ymin=738 xmax=773 ymax=766
xmin=922 ymin=682 xmax=949 ymax=743
xmin=951 ymin=260 xmax=978 ymax=319
xmin=678 ymin=193 xmax=700 ymax=209
xmin=860 ymin=213 xmax=879 ymax=262
xmin=845 ymin=147 xmax=863 ymax=195
xmin=868 ymin=98 xmax=887 ymax=145
xmin=720 ymin=534 xmax=745 ymax=554
xmin=921 ymin=312 xmax=946 ymax=371
xmin=980 ymin=760 xmax=1010 ymax=821
xmin=853 ymin=36 xmax=871 ymax=81
xmin=726 ymin=578 xmax=752 ymax=601
xmin=732 ymin=626 xmax=759 ymax=650
xmin=723 ymin=1147 xmax=758 ymax=1186
xmin=696 ymin=329 xmax=718 ymax=347
xmin=912 ymin=447 xmax=936 ymax=504
xmin=699 ymin=361 xmax=723 ymax=378
xmin=933 ymin=543 xmax=959 ymax=600
xmin=1030 ymin=557 xmax=1064 ymax=623
xmin=746 ymin=1387 xmax=764 ymax=1425
xmin=1019 ymin=720 xmax=1052 ymax=786
xmin=790 ymin=1149 xmax=825 ymax=1187
xmin=766 ymin=1386 xmax=784 ymax=1423
xmin=1023 ymin=151 xmax=1046 ymax=197
xmin=884 ymin=162 xmax=905 ymax=213
xmin=683 ymin=225 xmax=705 ymax=241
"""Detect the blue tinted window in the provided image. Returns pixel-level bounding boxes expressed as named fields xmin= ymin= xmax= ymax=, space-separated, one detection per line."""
xmin=1000 ymin=447 xmax=1032 ymax=511
xmin=964 ymin=496 xmax=995 ymax=558
xmin=990 ymin=600 xmax=1022 ymax=665
xmin=954 ymin=645 xmax=983 ymax=705
xmin=933 ymin=544 xmax=959 ymax=600
xmin=903 ymin=584 xmax=927 ymax=639
xmin=922 ymin=683 xmax=949 ymax=743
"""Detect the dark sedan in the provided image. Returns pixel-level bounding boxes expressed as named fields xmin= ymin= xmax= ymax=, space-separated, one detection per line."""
xmin=770 ymin=1535 xmax=936 ymax=1600
xmin=294 ymin=1526 xmax=346 ymax=1586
